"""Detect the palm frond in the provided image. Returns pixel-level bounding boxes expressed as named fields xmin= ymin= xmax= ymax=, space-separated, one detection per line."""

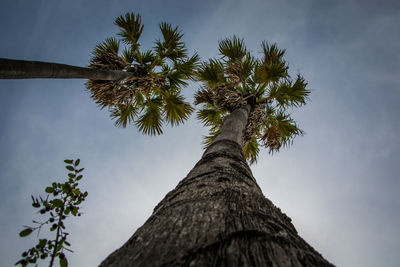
xmin=262 ymin=42 xmax=285 ymax=62
xmin=163 ymin=93 xmax=193 ymax=126
xmin=173 ymin=53 xmax=200 ymax=79
xmin=166 ymin=70 xmax=188 ymax=88
xmin=196 ymin=105 xmax=223 ymax=127
xmin=156 ymin=23 xmax=187 ymax=61
xmin=202 ymin=127 xmax=221 ymax=149
xmin=253 ymin=42 xmax=288 ymax=83
xmin=122 ymin=48 xmax=156 ymax=69
xmin=196 ymin=59 xmax=225 ymax=87
xmin=92 ymin=37 xmax=120 ymax=55
xmin=287 ymin=74 xmax=310 ymax=106
xmin=110 ymin=103 xmax=140 ymax=128
xmin=254 ymin=82 xmax=268 ymax=98
xmin=241 ymin=54 xmax=255 ymax=81
xmin=275 ymin=112 xmax=304 ymax=147
xmin=122 ymin=47 xmax=136 ymax=65
xmin=243 ymin=136 xmax=260 ymax=165
xmin=245 ymin=76 xmax=257 ymax=92
xmin=90 ymin=38 xmax=126 ymax=70
xmin=267 ymin=81 xmax=289 ymax=106
xmin=115 ymin=13 xmax=143 ymax=47
xmin=134 ymin=91 xmax=146 ymax=106
xmin=267 ymin=74 xmax=310 ymax=107
xmin=218 ymin=36 xmax=247 ymax=60
xmin=135 ymin=97 xmax=163 ymax=135
xmin=139 ymin=50 xmax=156 ymax=67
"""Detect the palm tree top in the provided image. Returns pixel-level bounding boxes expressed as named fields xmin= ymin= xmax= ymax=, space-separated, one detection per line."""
xmin=87 ymin=13 xmax=199 ymax=135
xmin=194 ymin=36 xmax=310 ymax=164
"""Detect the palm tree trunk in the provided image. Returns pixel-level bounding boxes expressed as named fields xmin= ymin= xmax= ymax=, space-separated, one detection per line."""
xmin=100 ymin=105 xmax=334 ymax=266
xmin=0 ymin=58 xmax=132 ymax=80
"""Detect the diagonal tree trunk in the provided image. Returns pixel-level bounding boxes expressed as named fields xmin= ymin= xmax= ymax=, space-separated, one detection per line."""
xmin=100 ymin=105 xmax=334 ymax=266
xmin=0 ymin=58 xmax=132 ymax=80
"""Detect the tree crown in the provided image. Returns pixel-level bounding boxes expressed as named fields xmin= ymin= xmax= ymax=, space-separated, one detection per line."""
xmin=87 ymin=13 xmax=199 ymax=135
xmin=194 ymin=36 xmax=310 ymax=164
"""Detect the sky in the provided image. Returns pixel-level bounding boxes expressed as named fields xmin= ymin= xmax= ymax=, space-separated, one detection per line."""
xmin=0 ymin=0 xmax=399 ymax=266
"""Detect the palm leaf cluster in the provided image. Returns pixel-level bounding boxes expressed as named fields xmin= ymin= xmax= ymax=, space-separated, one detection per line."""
xmin=86 ymin=13 xmax=199 ymax=135
xmin=194 ymin=36 xmax=310 ymax=163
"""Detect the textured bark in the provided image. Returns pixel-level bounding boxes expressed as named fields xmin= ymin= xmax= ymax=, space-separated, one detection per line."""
xmin=100 ymin=105 xmax=334 ymax=267
xmin=0 ymin=58 xmax=133 ymax=80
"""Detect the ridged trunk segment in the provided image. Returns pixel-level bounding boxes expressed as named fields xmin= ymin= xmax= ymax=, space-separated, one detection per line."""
xmin=0 ymin=58 xmax=133 ymax=80
xmin=100 ymin=105 xmax=333 ymax=266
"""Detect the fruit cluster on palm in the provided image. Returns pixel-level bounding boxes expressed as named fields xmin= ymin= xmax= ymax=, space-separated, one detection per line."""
xmin=194 ymin=36 xmax=310 ymax=163
xmin=86 ymin=13 xmax=199 ymax=134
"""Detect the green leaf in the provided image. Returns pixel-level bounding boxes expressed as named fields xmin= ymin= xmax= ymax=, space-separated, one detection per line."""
xmin=166 ymin=70 xmax=188 ymax=88
xmin=196 ymin=105 xmax=223 ymax=127
xmin=64 ymin=160 xmax=73 ymax=164
xmin=45 ymin=187 xmax=54 ymax=194
xmin=65 ymin=166 xmax=74 ymax=171
xmin=76 ymin=175 xmax=83 ymax=181
xmin=196 ymin=59 xmax=225 ymax=87
xmin=57 ymin=242 xmax=63 ymax=251
xmin=218 ymin=36 xmax=247 ymax=60
xmin=135 ymin=97 xmax=164 ymax=135
xmin=174 ymin=53 xmax=200 ymax=79
xmin=60 ymin=256 xmax=68 ymax=267
xmin=115 ymin=13 xmax=143 ymax=46
xmin=88 ymin=38 xmax=125 ymax=71
xmin=64 ymin=208 xmax=70 ymax=215
xmin=19 ymin=228 xmax=33 ymax=237
xmin=122 ymin=47 xmax=137 ymax=64
xmin=202 ymin=127 xmax=220 ymax=149
xmin=110 ymin=104 xmax=140 ymax=128
xmin=68 ymin=173 xmax=75 ymax=178
xmin=71 ymin=207 xmax=78 ymax=216
xmin=253 ymin=42 xmax=288 ymax=83
xmin=74 ymin=159 xmax=80 ymax=167
xmin=51 ymin=199 xmax=64 ymax=208
xmin=137 ymin=50 xmax=156 ymax=66
xmin=39 ymin=239 xmax=47 ymax=247
xmin=243 ymin=137 xmax=260 ymax=165
xmin=93 ymin=37 xmax=120 ymax=55
xmin=163 ymin=93 xmax=193 ymax=126
xmin=156 ymin=22 xmax=186 ymax=60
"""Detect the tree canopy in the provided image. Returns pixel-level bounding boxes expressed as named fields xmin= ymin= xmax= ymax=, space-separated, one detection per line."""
xmin=87 ymin=13 xmax=199 ymax=135
xmin=194 ymin=36 xmax=310 ymax=163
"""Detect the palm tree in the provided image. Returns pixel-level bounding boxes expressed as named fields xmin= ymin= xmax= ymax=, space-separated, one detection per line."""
xmin=0 ymin=13 xmax=198 ymax=134
xmin=195 ymin=36 xmax=308 ymax=163
xmin=100 ymin=37 xmax=333 ymax=266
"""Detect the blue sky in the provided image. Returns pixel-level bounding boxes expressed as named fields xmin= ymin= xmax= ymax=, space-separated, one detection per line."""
xmin=1 ymin=0 xmax=399 ymax=266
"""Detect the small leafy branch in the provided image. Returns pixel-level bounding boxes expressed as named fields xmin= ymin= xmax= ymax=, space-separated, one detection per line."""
xmin=16 ymin=159 xmax=88 ymax=267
